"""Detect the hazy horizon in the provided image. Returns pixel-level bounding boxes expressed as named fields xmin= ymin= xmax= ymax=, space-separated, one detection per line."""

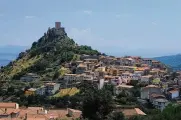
xmin=0 ymin=44 xmax=179 ymax=58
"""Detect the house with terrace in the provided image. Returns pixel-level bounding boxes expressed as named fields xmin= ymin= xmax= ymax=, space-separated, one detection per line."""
xmin=76 ymin=63 xmax=87 ymax=74
xmin=115 ymin=84 xmax=134 ymax=95
xmin=121 ymin=72 xmax=133 ymax=79
xmin=152 ymin=60 xmax=161 ymax=68
xmin=84 ymin=58 xmax=98 ymax=64
xmin=20 ymin=73 xmax=40 ymax=82
xmin=84 ymin=62 xmax=95 ymax=71
xmin=45 ymin=82 xmax=60 ymax=95
xmin=141 ymin=85 xmax=162 ymax=100
xmin=63 ymin=74 xmax=81 ymax=87
xmin=142 ymin=58 xmax=152 ymax=66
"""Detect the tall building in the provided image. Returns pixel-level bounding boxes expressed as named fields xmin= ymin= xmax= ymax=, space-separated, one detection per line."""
xmin=55 ymin=22 xmax=61 ymax=29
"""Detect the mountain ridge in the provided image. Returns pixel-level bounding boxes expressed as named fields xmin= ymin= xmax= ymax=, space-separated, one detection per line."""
xmin=153 ymin=54 xmax=181 ymax=70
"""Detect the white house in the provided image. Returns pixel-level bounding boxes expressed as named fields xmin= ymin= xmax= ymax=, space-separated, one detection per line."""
xmin=45 ymin=83 xmax=60 ymax=95
xmin=98 ymin=79 xmax=105 ymax=89
xmin=168 ymin=89 xmax=179 ymax=99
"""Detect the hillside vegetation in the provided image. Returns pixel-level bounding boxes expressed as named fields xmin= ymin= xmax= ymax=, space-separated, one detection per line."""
xmin=0 ymin=27 xmax=100 ymax=81
xmin=53 ymin=87 xmax=80 ymax=97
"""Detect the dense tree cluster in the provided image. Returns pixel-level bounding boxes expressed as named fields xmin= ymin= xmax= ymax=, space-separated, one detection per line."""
xmin=82 ymin=88 xmax=113 ymax=120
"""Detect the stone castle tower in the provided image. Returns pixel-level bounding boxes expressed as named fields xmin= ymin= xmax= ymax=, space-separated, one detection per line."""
xmin=55 ymin=22 xmax=61 ymax=29
xmin=54 ymin=22 xmax=66 ymax=36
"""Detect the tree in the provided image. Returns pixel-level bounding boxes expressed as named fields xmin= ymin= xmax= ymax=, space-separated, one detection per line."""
xmin=82 ymin=88 xmax=113 ymax=120
xmin=128 ymin=116 xmax=145 ymax=120
xmin=106 ymin=112 xmax=125 ymax=120
xmin=53 ymin=70 xmax=60 ymax=80
xmin=18 ymin=52 xmax=26 ymax=59
xmin=104 ymin=84 xmax=114 ymax=95
xmin=171 ymin=72 xmax=179 ymax=80
xmin=30 ymin=59 xmax=49 ymax=72
xmin=127 ymin=104 xmax=181 ymax=120
xmin=7 ymin=86 xmax=15 ymax=95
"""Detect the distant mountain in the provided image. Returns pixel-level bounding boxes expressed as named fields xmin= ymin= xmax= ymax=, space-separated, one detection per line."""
xmin=0 ymin=45 xmax=28 ymax=66
xmin=0 ymin=45 xmax=28 ymax=54
xmin=154 ymin=54 xmax=181 ymax=71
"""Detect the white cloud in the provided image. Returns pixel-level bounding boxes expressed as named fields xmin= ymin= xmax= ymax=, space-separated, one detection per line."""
xmin=83 ymin=10 xmax=92 ymax=15
xmin=152 ymin=22 xmax=157 ymax=25
xmin=25 ymin=16 xmax=36 ymax=19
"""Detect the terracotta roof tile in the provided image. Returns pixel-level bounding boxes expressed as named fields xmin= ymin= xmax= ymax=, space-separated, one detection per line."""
xmin=0 ymin=103 xmax=17 ymax=108
xmin=150 ymin=93 xmax=165 ymax=98
xmin=122 ymin=108 xmax=146 ymax=117
xmin=135 ymin=108 xmax=146 ymax=115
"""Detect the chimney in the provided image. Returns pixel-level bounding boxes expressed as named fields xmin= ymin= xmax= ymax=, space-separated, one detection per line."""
xmin=15 ymin=103 xmax=19 ymax=109
xmin=45 ymin=110 xmax=48 ymax=114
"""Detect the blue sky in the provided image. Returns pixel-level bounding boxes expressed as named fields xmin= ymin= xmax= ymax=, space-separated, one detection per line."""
xmin=0 ymin=0 xmax=181 ymax=57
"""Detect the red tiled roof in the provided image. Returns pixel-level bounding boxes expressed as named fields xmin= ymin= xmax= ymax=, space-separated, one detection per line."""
xmin=122 ymin=108 xmax=146 ymax=117
xmin=0 ymin=103 xmax=17 ymax=108
xmin=135 ymin=108 xmax=146 ymax=115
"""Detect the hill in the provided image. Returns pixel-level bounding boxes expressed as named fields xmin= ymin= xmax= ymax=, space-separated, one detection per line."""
xmin=0 ymin=23 xmax=100 ymax=81
xmin=154 ymin=54 xmax=181 ymax=71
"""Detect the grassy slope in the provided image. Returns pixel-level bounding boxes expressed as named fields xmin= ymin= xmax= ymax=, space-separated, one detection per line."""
xmin=53 ymin=87 xmax=80 ymax=97
xmin=1 ymin=55 xmax=41 ymax=79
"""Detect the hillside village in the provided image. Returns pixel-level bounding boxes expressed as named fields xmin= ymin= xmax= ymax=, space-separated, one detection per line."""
xmin=0 ymin=22 xmax=181 ymax=120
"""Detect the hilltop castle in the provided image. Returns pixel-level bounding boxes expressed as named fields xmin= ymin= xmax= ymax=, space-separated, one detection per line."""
xmin=54 ymin=22 xmax=66 ymax=36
